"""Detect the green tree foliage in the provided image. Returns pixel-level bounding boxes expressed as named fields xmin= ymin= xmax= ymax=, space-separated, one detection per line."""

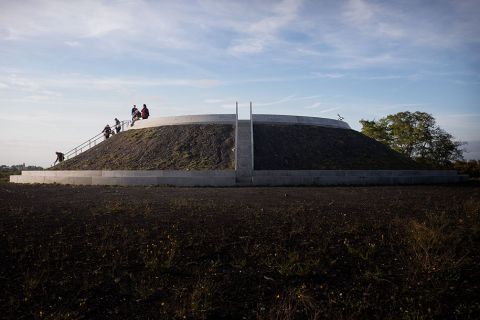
xmin=360 ymin=111 xmax=464 ymax=166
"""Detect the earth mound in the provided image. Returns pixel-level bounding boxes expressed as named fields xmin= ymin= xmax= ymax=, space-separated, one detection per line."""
xmin=254 ymin=124 xmax=427 ymax=170
xmin=52 ymin=124 xmax=235 ymax=170
xmin=54 ymin=123 xmax=426 ymax=171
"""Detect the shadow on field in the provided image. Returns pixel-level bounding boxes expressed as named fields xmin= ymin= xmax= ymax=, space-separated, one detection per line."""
xmin=0 ymin=184 xmax=479 ymax=319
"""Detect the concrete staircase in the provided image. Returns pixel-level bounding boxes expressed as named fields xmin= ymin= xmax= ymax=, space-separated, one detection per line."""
xmin=236 ymin=120 xmax=253 ymax=185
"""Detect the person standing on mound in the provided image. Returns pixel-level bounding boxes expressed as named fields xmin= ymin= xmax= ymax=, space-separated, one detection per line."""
xmin=102 ymin=124 xmax=111 ymax=140
xmin=141 ymin=104 xmax=150 ymax=119
xmin=114 ymin=118 xmax=121 ymax=133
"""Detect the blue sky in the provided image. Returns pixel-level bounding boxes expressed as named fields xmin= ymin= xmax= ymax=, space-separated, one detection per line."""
xmin=0 ymin=0 xmax=479 ymax=166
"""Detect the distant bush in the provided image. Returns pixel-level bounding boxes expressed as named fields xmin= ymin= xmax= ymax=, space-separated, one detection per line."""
xmin=0 ymin=164 xmax=43 ymax=183
xmin=454 ymin=160 xmax=480 ymax=178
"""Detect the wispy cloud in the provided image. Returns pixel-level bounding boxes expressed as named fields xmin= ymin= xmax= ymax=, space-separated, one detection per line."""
xmin=428 ymin=113 xmax=480 ymax=141
xmin=0 ymin=72 xmax=221 ymax=96
xmin=304 ymin=102 xmax=340 ymax=114
xmin=64 ymin=41 xmax=81 ymax=47
xmin=304 ymin=102 xmax=321 ymax=109
xmin=255 ymin=95 xmax=296 ymax=106
xmin=0 ymin=0 xmax=478 ymax=165
xmin=343 ymin=0 xmax=377 ymax=24
xmin=228 ymin=0 xmax=303 ymax=55
xmin=311 ymin=72 xmax=345 ymax=79
xmin=204 ymin=98 xmax=231 ymax=104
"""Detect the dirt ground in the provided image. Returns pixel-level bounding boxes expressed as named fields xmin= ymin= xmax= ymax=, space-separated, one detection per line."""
xmin=0 ymin=183 xmax=479 ymax=319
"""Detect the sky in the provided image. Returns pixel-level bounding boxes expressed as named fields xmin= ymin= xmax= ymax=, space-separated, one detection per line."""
xmin=0 ymin=0 xmax=479 ymax=167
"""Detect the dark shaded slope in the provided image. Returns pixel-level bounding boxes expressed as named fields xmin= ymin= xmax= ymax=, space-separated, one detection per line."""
xmin=53 ymin=124 xmax=234 ymax=170
xmin=254 ymin=124 xmax=427 ymax=170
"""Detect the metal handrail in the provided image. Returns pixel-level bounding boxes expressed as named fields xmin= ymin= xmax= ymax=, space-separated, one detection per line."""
xmin=250 ymin=102 xmax=254 ymax=170
xmin=63 ymin=119 xmax=131 ymax=161
xmin=235 ymin=102 xmax=238 ymax=171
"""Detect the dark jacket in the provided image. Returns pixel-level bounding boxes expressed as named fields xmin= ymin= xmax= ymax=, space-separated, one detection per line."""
xmin=141 ymin=107 xmax=149 ymax=119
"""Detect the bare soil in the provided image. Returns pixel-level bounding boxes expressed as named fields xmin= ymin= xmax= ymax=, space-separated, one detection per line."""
xmin=0 ymin=183 xmax=479 ymax=319
xmin=52 ymin=124 xmax=235 ymax=170
xmin=254 ymin=124 xmax=427 ymax=170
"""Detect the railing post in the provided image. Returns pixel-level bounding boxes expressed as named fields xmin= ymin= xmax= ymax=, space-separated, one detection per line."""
xmin=250 ymin=101 xmax=254 ymax=170
xmin=63 ymin=118 xmax=128 ymax=161
xmin=235 ymin=102 xmax=238 ymax=171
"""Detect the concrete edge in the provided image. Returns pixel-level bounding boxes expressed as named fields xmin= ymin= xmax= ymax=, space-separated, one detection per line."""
xmin=125 ymin=114 xmax=353 ymax=131
xmin=252 ymin=170 xmax=461 ymax=177
xmin=252 ymin=114 xmax=351 ymax=129
xmin=10 ymin=170 xmax=466 ymax=186
xmin=127 ymin=114 xmax=236 ymax=130
xmin=22 ymin=170 xmax=236 ymax=178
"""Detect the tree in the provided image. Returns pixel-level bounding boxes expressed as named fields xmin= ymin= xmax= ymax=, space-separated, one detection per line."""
xmin=360 ymin=111 xmax=464 ymax=166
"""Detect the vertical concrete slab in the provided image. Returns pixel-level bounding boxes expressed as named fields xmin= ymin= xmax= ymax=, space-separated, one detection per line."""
xmin=236 ymin=120 xmax=253 ymax=184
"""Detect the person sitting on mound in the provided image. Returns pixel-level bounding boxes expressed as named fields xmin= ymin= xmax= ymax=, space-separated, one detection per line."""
xmin=131 ymin=105 xmax=138 ymax=119
xmin=131 ymin=105 xmax=142 ymax=126
xmin=141 ymin=104 xmax=150 ymax=119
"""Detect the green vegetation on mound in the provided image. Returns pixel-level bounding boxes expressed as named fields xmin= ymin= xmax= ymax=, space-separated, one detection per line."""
xmin=52 ymin=124 xmax=235 ymax=170
xmin=254 ymin=124 xmax=428 ymax=170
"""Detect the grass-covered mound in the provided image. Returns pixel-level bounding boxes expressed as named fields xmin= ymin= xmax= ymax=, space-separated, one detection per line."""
xmin=52 ymin=124 xmax=235 ymax=170
xmin=254 ymin=124 xmax=427 ymax=170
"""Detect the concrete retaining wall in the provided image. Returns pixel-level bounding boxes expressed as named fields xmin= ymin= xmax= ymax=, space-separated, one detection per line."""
xmin=252 ymin=114 xmax=351 ymax=129
xmin=128 ymin=114 xmax=236 ymax=130
xmin=11 ymin=170 xmax=236 ymax=187
xmin=128 ymin=114 xmax=350 ymax=131
xmin=10 ymin=170 xmax=467 ymax=186
xmin=252 ymin=170 xmax=468 ymax=186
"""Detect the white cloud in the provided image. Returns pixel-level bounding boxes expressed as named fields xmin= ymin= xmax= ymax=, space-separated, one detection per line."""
xmin=304 ymin=102 xmax=322 ymax=109
xmin=318 ymin=107 xmax=340 ymax=113
xmin=0 ymin=72 xmax=221 ymax=95
xmin=304 ymin=102 xmax=340 ymax=114
xmin=296 ymin=48 xmax=324 ymax=56
xmin=343 ymin=0 xmax=377 ymax=24
xmin=204 ymin=98 xmax=238 ymax=104
xmin=64 ymin=41 xmax=81 ymax=47
xmin=229 ymin=38 xmax=267 ymax=55
xmin=339 ymin=0 xmax=480 ymax=49
xmin=435 ymin=113 xmax=480 ymax=142
xmin=228 ymin=0 xmax=303 ymax=55
xmin=1 ymin=0 xmax=477 ymax=66
xmin=0 ymin=1 xmax=478 ymax=166
xmin=312 ymin=72 xmax=345 ymax=79
xmin=0 ymin=0 xmax=132 ymax=40
xmin=255 ymin=95 xmax=296 ymax=106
